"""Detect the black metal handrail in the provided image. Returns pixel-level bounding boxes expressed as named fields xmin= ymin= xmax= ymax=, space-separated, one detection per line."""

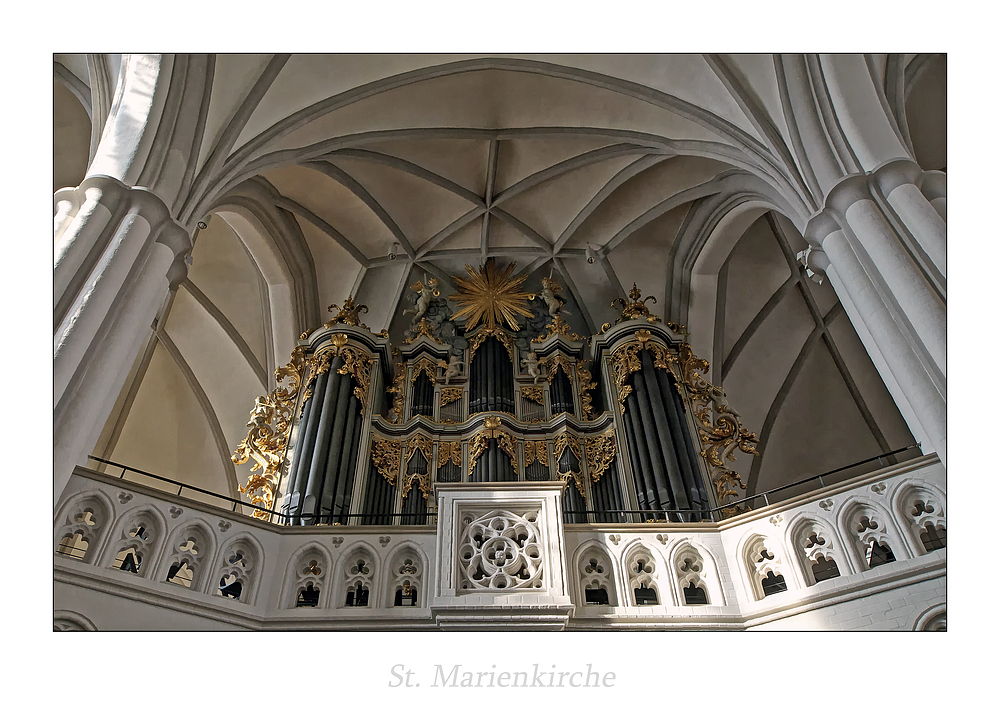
xmin=564 ymin=443 xmax=923 ymax=522
xmin=89 ymin=441 xmax=923 ymax=527
xmin=86 ymin=456 xmax=436 ymax=526
xmin=88 ymin=455 xmax=281 ymax=518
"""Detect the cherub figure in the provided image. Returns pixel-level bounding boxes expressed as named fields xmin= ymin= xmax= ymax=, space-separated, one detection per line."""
xmin=404 ymin=277 xmax=440 ymax=324
xmin=520 ymin=351 xmax=543 ymax=384
xmin=439 ymin=353 xmax=463 ymax=385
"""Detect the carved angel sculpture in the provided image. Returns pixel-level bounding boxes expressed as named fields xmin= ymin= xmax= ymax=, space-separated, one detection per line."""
xmin=521 ymin=351 xmax=543 ymax=384
xmin=439 ymin=353 xmax=463 ymax=385
xmin=404 ymin=277 xmax=440 ymax=324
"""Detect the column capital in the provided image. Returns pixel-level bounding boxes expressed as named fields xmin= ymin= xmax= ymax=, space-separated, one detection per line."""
xmin=871 ymin=159 xmax=922 ymax=197
xmin=796 ymin=245 xmax=830 ymax=284
xmin=919 ymin=170 xmax=947 ymax=202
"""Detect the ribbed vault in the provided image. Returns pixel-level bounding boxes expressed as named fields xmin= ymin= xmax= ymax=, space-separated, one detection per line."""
xmin=74 ymin=54 xmax=936 ymax=502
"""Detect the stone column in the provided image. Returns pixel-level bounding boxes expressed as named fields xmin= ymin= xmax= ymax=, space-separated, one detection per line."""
xmin=801 ymin=220 xmax=946 ymax=465
xmin=873 ymin=160 xmax=946 ymax=280
xmin=826 ymin=176 xmax=946 ymax=378
xmin=53 ymin=179 xmax=192 ymax=496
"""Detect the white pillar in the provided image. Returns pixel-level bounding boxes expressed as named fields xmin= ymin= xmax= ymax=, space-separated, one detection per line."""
xmin=874 ymin=161 xmax=947 ymax=279
xmin=808 ymin=226 xmax=946 ymax=465
xmin=827 ymin=177 xmax=946 ymax=380
xmin=53 ymin=184 xmax=191 ymax=495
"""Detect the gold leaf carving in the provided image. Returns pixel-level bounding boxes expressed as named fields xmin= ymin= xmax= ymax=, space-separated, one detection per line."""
xmin=437 ymin=441 xmax=463 ymax=471
xmin=386 ymin=371 xmax=405 ymax=423
xmin=410 ymin=357 xmax=438 ymax=386
xmin=577 ymin=363 xmax=597 ymax=421
xmin=524 ymin=439 xmax=549 ymax=467
xmin=449 ymin=259 xmax=532 ymax=331
xmin=232 ymin=347 xmax=307 ymax=519
xmin=440 ymin=387 xmax=463 ymax=407
xmin=520 ymin=386 xmax=544 ymax=405
xmin=677 ymin=342 xmax=758 ymax=507
xmin=371 ymin=437 xmax=402 ymax=485
xmin=611 ymin=283 xmax=661 ymax=324
xmin=585 ymin=429 xmax=617 ymax=484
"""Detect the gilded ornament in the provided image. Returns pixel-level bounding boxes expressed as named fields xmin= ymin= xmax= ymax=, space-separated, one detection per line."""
xmin=520 ymin=386 xmax=544 ymax=405
xmin=553 ymin=432 xmax=582 ymax=465
xmin=524 ymin=439 xmax=549 ymax=467
xmin=325 ymin=295 xmax=370 ymax=328
xmin=531 ymin=315 xmax=583 ymax=343
xmin=437 ymin=441 xmax=463 ymax=471
xmin=410 ymin=358 xmax=438 ymax=385
xmin=543 ymin=354 xmax=574 ymax=382
xmin=405 ymin=433 xmax=434 ymax=465
xmin=577 ymin=364 xmax=597 ymax=420
xmin=676 ymin=342 xmax=758 ymax=508
xmin=440 ymin=387 xmax=464 ymax=407
xmin=468 ymin=326 xmax=516 ymax=363
xmin=609 ymin=332 xmax=673 ymax=413
xmin=386 ymin=371 xmax=405 ymax=423
xmin=401 ymin=434 xmax=435 ymax=501
xmin=449 ymin=259 xmax=533 ymax=331
xmin=611 ymin=283 xmax=661 ymax=324
xmin=584 ymin=429 xmax=617 ymax=484
xmin=559 ymin=469 xmax=587 ymax=499
xmin=371 ymin=437 xmax=403 ymax=485
xmin=467 ymin=419 xmax=517 ymax=476
xmin=403 ymin=318 xmax=442 ymax=345
xmin=337 ymin=347 xmax=374 ymax=404
xmin=232 ymin=347 xmax=307 ymax=519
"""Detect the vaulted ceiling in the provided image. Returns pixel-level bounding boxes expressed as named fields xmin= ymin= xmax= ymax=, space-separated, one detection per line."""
xmin=55 ymin=54 xmax=942 ymax=504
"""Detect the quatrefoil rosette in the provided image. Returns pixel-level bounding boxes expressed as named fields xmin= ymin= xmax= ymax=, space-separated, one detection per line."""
xmin=458 ymin=510 xmax=544 ymax=591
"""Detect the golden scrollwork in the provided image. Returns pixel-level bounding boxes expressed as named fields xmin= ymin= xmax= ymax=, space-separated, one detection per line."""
xmin=232 ymin=347 xmax=307 ymax=519
xmin=676 ymin=342 xmax=758 ymax=507
xmin=405 ymin=433 xmax=434 ymax=465
xmin=520 ymin=386 xmax=544 ymax=405
xmin=610 ymin=330 xmax=675 ymax=413
xmin=558 ymin=468 xmax=587 ymax=499
xmin=337 ymin=346 xmax=374 ymax=405
xmin=524 ymin=439 xmax=549 ymax=467
xmin=371 ymin=437 xmax=403 ymax=485
xmin=542 ymin=354 xmax=574 ymax=382
xmin=325 ymin=295 xmax=370 ymax=328
xmin=584 ymin=429 xmax=617 ymax=484
xmin=386 ymin=370 xmax=405 ymax=423
xmin=611 ymin=283 xmax=661 ymax=324
xmin=467 ymin=326 xmax=517 ymax=364
xmin=467 ymin=418 xmax=517 ymax=477
xmin=577 ymin=363 xmax=597 ymax=420
xmin=437 ymin=440 xmax=463 ymax=471
xmin=401 ymin=434 xmax=434 ymax=501
xmin=553 ymin=432 xmax=582 ymax=466
xmin=410 ymin=358 xmax=438 ymax=385
xmin=403 ymin=318 xmax=443 ymax=345
xmin=440 ymin=387 xmax=463 ymax=407
xmin=531 ymin=315 xmax=584 ymax=343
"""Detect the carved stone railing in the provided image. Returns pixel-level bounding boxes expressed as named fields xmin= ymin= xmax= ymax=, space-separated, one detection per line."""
xmin=57 ymin=453 xmax=943 ymax=630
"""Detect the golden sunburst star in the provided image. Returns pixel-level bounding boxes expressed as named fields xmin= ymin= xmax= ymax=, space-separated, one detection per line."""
xmin=448 ymin=259 xmax=533 ymax=331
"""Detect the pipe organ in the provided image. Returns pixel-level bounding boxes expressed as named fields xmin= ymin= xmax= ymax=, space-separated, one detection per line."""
xmin=234 ymin=261 xmax=758 ymax=526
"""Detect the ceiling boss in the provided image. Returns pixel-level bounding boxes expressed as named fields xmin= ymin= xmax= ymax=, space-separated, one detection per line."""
xmin=448 ymin=259 xmax=533 ymax=332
